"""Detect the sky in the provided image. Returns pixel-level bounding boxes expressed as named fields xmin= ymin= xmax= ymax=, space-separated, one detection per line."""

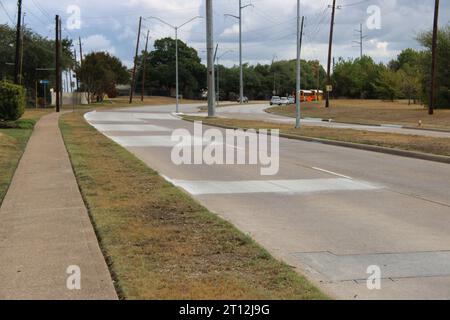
xmin=0 ymin=0 xmax=448 ymax=68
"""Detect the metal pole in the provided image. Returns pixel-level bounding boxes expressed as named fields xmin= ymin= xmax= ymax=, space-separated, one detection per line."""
xmin=129 ymin=16 xmax=142 ymax=104
xmin=429 ymin=0 xmax=440 ymax=115
xmin=55 ymin=15 xmax=60 ymax=113
xmin=175 ymin=27 xmax=179 ymax=113
xmin=14 ymin=0 xmax=22 ymax=84
xmin=295 ymin=2 xmax=303 ymax=129
xmin=325 ymin=0 xmax=337 ymax=108
xmin=217 ymin=58 xmax=220 ymax=106
xmin=239 ymin=0 xmax=243 ymax=104
xmin=360 ymin=23 xmax=363 ymax=58
xmin=206 ymin=0 xmax=215 ymax=117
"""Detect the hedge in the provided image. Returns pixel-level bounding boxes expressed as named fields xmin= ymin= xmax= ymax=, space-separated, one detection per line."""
xmin=0 ymin=81 xmax=26 ymax=121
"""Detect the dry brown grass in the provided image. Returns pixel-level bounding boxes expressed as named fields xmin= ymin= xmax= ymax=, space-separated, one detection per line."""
xmin=59 ymin=111 xmax=327 ymax=300
xmin=268 ymin=99 xmax=450 ymax=130
xmin=184 ymin=116 xmax=450 ymax=157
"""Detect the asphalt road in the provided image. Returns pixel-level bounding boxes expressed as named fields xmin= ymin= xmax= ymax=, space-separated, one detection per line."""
xmin=184 ymin=103 xmax=450 ymax=138
xmin=85 ymin=104 xmax=450 ymax=299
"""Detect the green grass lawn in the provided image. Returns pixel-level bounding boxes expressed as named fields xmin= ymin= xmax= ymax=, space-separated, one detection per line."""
xmin=59 ymin=111 xmax=328 ymax=300
xmin=0 ymin=109 xmax=51 ymax=205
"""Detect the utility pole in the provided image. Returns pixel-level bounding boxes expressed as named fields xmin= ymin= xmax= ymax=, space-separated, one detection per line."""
xmin=206 ymin=0 xmax=215 ymax=117
xmin=295 ymin=1 xmax=304 ymax=129
xmin=429 ymin=0 xmax=440 ymax=115
xmin=19 ymin=12 xmax=25 ymax=85
xmin=55 ymin=15 xmax=60 ymax=113
xmin=225 ymin=1 xmax=252 ymax=104
xmin=325 ymin=0 xmax=337 ymax=108
xmin=14 ymin=0 xmax=22 ymax=84
xmin=353 ymin=23 xmax=367 ymax=59
xmin=59 ymin=17 xmax=63 ymax=108
xmin=130 ymin=16 xmax=142 ymax=104
xmin=141 ymin=30 xmax=150 ymax=102
xmin=78 ymin=37 xmax=83 ymax=65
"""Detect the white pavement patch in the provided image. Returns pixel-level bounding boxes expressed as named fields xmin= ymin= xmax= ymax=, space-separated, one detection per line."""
xmin=108 ymin=135 xmax=207 ymax=147
xmin=164 ymin=178 xmax=381 ymax=196
xmin=91 ymin=124 xmax=171 ymax=132
xmin=84 ymin=111 xmax=180 ymax=123
xmin=294 ymin=251 xmax=450 ymax=281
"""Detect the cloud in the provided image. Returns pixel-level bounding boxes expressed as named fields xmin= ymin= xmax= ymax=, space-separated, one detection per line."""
xmin=82 ymin=34 xmax=116 ymax=55
xmin=2 ymin=0 xmax=448 ymax=68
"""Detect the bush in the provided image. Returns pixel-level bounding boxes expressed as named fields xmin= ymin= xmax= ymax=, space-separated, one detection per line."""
xmin=0 ymin=81 xmax=26 ymax=121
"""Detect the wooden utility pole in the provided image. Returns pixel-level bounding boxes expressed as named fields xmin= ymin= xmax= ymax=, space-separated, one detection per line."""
xmin=429 ymin=0 xmax=440 ymax=115
xmin=129 ymin=16 xmax=142 ymax=104
xmin=141 ymin=30 xmax=150 ymax=102
xmin=78 ymin=37 xmax=83 ymax=65
xmin=55 ymin=15 xmax=60 ymax=113
xmin=325 ymin=0 xmax=337 ymax=108
xmin=14 ymin=0 xmax=22 ymax=84
xmin=19 ymin=13 xmax=25 ymax=85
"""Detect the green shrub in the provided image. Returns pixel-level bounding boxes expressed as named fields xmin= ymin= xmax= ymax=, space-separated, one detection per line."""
xmin=0 ymin=81 xmax=26 ymax=121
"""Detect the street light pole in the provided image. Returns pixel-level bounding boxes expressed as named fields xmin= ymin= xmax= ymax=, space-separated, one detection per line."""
xmin=225 ymin=2 xmax=252 ymax=105
xmin=296 ymin=1 xmax=303 ymax=129
xmin=216 ymin=50 xmax=233 ymax=107
xmin=146 ymin=16 xmax=202 ymax=114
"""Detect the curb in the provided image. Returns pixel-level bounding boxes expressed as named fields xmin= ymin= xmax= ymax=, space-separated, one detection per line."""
xmin=181 ymin=117 xmax=450 ymax=165
xmin=265 ymin=110 xmax=450 ymax=134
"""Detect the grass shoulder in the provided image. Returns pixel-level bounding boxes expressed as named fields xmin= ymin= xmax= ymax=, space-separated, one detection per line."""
xmin=183 ymin=115 xmax=450 ymax=158
xmin=59 ymin=111 xmax=327 ymax=300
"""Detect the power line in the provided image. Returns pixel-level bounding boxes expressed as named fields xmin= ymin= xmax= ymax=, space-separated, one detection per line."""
xmin=0 ymin=0 xmax=14 ymax=24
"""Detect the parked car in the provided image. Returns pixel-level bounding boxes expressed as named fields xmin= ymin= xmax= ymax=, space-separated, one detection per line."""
xmin=237 ymin=96 xmax=249 ymax=103
xmin=280 ymin=97 xmax=290 ymax=105
xmin=288 ymin=96 xmax=295 ymax=104
xmin=270 ymin=96 xmax=282 ymax=105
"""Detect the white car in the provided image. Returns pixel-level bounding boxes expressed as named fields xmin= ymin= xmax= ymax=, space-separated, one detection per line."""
xmin=280 ymin=97 xmax=290 ymax=105
xmin=270 ymin=96 xmax=282 ymax=106
xmin=288 ymin=96 xmax=295 ymax=104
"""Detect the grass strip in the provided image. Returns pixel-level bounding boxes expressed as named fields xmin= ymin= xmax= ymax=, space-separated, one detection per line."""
xmin=59 ymin=111 xmax=327 ymax=300
xmin=183 ymin=116 xmax=450 ymax=157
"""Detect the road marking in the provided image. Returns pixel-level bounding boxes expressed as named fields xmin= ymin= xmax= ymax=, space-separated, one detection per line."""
xmin=312 ymin=167 xmax=353 ymax=180
xmin=165 ymin=178 xmax=380 ymax=195
xmin=108 ymin=135 xmax=206 ymax=147
xmin=84 ymin=111 xmax=180 ymax=123
xmin=91 ymin=124 xmax=171 ymax=132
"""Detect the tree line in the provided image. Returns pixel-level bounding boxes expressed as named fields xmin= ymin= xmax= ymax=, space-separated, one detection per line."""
xmin=1 ymin=23 xmax=448 ymax=108
xmin=332 ymin=26 xmax=449 ymax=108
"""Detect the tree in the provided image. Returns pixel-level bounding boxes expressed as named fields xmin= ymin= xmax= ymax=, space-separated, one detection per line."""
xmin=417 ymin=26 xmax=450 ymax=109
xmin=375 ymin=68 xmax=403 ymax=101
xmin=137 ymin=37 xmax=206 ymax=99
xmin=76 ymin=52 xmax=129 ymax=102
xmin=0 ymin=24 xmax=73 ymax=105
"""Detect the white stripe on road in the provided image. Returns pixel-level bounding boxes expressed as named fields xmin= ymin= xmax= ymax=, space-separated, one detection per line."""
xmin=311 ymin=167 xmax=353 ymax=180
xmin=91 ymin=124 xmax=171 ymax=132
xmin=164 ymin=178 xmax=381 ymax=195
xmin=85 ymin=111 xmax=180 ymax=123
xmin=108 ymin=135 xmax=206 ymax=147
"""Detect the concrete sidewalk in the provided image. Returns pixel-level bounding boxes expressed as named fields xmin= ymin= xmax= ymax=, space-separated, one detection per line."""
xmin=0 ymin=112 xmax=117 ymax=300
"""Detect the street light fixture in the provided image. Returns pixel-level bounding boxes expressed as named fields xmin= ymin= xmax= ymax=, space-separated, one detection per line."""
xmin=145 ymin=16 xmax=202 ymax=114
xmin=215 ymin=50 xmax=233 ymax=106
xmin=225 ymin=1 xmax=253 ymax=105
